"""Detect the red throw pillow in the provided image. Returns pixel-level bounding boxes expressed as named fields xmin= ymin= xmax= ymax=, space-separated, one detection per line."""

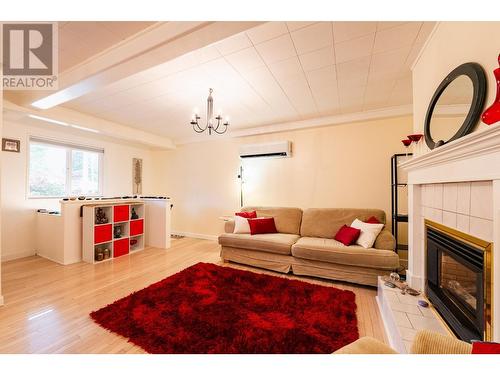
xmin=334 ymin=225 xmax=361 ymax=246
xmin=365 ymin=216 xmax=382 ymax=224
xmin=248 ymin=217 xmax=277 ymax=235
xmin=235 ymin=211 xmax=257 ymax=219
xmin=472 ymin=341 xmax=500 ymax=354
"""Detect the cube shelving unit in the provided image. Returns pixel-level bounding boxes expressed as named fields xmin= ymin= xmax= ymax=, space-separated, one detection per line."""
xmin=83 ymin=202 xmax=145 ymax=264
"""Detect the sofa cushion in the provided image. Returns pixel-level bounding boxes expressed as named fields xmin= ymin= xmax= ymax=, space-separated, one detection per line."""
xmin=240 ymin=206 xmax=302 ymax=235
xmin=235 ymin=211 xmax=257 ymax=219
xmin=291 ymin=237 xmax=399 ymax=270
xmin=248 ymin=217 xmax=278 ymax=235
xmin=219 ymin=233 xmax=300 ymax=255
xmin=233 ymin=215 xmax=251 ymax=234
xmin=334 ymin=225 xmax=361 ymax=246
xmin=300 ymin=208 xmax=386 ymax=239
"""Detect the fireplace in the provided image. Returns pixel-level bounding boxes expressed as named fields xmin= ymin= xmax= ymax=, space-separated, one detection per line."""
xmin=425 ymin=220 xmax=492 ymax=342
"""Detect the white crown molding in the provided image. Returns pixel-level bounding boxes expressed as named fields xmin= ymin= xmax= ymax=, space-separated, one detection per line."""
xmin=400 ymin=125 xmax=500 ymax=184
xmin=411 ymin=22 xmax=441 ymax=71
xmin=175 ymin=105 xmax=413 ymax=145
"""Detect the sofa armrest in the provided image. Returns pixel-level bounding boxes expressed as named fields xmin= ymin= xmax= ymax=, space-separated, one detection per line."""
xmin=224 ymin=219 xmax=235 ymax=233
xmin=333 ymin=336 xmax=398 ymax=354
xmin=374 ymin=229 xmax=396 ymax=251
xmin=410 ymin=330 xmax=472 ymax=354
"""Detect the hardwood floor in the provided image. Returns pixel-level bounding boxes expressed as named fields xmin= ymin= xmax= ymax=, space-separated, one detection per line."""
xmin=0 ymin=238 xmax=387 ymax=353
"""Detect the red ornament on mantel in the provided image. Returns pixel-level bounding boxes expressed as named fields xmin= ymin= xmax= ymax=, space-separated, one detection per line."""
xmin=482 ymin=54 xmax=500 ymax=125
xmin=407 ymin=134 xmax=423 ymax=143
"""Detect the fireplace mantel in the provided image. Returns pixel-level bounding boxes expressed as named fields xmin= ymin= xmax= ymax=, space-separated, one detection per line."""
xmin=400 ymin=125 xmax=500 ymax=184
xmin=400 ymin=125 xmax=500 ymax=341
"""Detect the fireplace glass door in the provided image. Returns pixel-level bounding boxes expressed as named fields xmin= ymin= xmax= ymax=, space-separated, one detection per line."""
xmin=440 ymin=252 xmax=480 ymax=315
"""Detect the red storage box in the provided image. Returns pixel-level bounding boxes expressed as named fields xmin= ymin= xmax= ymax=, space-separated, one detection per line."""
xmin=114 ymin=238 xmax=129 ymax=257
xmin=114 ymin=205 xmax=129 ymax=222
xmin=94 ymin=224 xmax=112 ymax=244
xmin=130 ymin=219 xmax=144 ymax=236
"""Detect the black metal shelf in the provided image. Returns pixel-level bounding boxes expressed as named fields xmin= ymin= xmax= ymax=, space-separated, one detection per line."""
xmin=391 ymin=153 xmax=412 ymax=254
xmin=393 ymin=214 xmax=408 ymax=222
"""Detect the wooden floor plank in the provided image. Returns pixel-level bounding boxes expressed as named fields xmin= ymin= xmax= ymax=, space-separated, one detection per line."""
xmin=0 ymin=238 xmax=387 ymax=353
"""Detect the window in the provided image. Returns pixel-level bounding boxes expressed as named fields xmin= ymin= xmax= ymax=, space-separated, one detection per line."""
xmin=29 ymin=138 xmax=103 ymax=198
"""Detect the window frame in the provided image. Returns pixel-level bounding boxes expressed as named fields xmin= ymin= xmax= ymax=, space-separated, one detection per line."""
xmin=27 ymin=136 xmax=104 ymax=199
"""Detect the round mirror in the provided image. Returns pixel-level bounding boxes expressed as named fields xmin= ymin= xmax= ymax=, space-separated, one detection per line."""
xmin=424 ymin=63 xmax=487 ymax=150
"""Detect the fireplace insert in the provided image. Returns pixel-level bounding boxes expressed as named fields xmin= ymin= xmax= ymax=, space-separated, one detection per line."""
xmin=425 ymin=220 xmax=492 ymax=342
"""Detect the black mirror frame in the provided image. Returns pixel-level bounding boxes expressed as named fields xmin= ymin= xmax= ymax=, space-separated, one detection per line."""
xmin=424 ymin=62 xmax=487 ymax=150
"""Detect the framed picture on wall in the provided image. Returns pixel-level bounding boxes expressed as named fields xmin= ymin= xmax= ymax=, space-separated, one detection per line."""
xmin=133 ymin=158 xmax=143 ymax=195
xmin=2 ymin=138 xmax=20 ymax=153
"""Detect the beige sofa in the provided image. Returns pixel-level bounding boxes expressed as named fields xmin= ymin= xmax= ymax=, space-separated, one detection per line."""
xmin=334 ymin=330 xmax=472 ymax=354
xmin=218 ymin=206 xmax=400 ymax=287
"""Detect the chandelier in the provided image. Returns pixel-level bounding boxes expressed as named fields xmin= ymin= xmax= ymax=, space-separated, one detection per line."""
xmin=190 ymin=88 xmax=230 ymax=135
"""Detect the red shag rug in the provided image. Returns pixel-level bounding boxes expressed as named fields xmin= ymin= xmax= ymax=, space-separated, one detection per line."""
xmin=90 ymin=262 xmax=359 ymax=353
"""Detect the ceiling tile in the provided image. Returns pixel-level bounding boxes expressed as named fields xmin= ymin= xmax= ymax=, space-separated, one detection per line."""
xmin=368 ymin=46 xmax=411 ymax=84
xmin=334 ymin=33 xmax=375 ymax=64
xmin=246 ymin=22 xmax=288 ymax=44
xmin=214 ymin=32 xmax=253 ymax=55
xmin=190 ymin=46 xmax=222 ymax=65
xmin=290 ymin=22 xmax=333 ymax=54
xmin=377 ymin=22 xmax=407 ymax=31
xmin=339 ymin=84 xmax=365 ymax=113
xmin=405 ymin=43 xmax=423 ymax=68
xmin=364 ymin=81 xmax=394 ymax=102
xmin=373 ymin=22 xmax=422 ymax=54
xmin=333 ymin=21 xmax=377 ymax=43
xmin=269 ymin=56 xmax=304 ymax=82
xmin=336 ymin=56 xmax=370 ymax=89
xmin=414 ymin=22 xmax=436 ymax=46
xmin=387 ymin=75 xmax=413 ymax=106
xmin=370 ymin=46 xmax=411 ymax=73
xmin=306 ymin=65 xmax=336 ymax=90
xmin=298 ymin=45 xmax=335 ymax=71
xmin=286 ymin=21 xmax=316 ymax=31
xmin=313 ymin=86 xmax=340 ymax=115
xmin=255 ymin=34 xmax=297 ymax=64
xmin=225 ymin=47 xmax=265 ymax=72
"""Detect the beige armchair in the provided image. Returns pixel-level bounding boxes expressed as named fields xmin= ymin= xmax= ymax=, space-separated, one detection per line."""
xmin=334 ymin=330 xmax=472 ymax=354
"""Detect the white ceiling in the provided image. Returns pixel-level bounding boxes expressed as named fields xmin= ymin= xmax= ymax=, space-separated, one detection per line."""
xmin=58 ymin=21 xmax=156 ymax=72
xmin=54 ymin=22 xmax=434 ymax=142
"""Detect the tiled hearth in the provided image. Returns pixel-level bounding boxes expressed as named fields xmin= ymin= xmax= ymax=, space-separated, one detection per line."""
xmin=377 ymin=277 xmax=449 ymax=353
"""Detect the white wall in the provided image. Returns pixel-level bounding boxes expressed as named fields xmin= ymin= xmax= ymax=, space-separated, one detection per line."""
xmin=412 ymin=22 xmax=500 ymax=154
xmin=1 ymin=120 xmax=158 ymax=261
xmin=156 ymin=116 xmax=413 ymax=238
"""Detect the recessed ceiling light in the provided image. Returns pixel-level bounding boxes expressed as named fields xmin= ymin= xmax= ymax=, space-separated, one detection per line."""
xmin=70 ymin=124 xmax=100 ymax=133
xmin=28 ymin=114 xmax=69 ymax=126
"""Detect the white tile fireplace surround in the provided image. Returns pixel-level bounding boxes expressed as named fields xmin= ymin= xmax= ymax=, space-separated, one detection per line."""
xmin=400 ymin=125 xmax=500 ymax=341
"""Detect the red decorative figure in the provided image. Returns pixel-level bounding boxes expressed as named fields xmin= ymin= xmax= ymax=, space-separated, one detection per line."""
xmin=482 ymin=54 xmax=500 ymax=125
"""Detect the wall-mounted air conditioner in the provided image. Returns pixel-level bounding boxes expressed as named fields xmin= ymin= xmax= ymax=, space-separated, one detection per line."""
xmin=238 ymin=141 xmax=292 ymax=159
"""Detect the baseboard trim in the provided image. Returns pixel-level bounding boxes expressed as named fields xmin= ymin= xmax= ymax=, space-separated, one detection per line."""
xmin=171 ymin=231 xmax=218 ymax=242
xmin=1 ymin=250 xmax=36 ymax=262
